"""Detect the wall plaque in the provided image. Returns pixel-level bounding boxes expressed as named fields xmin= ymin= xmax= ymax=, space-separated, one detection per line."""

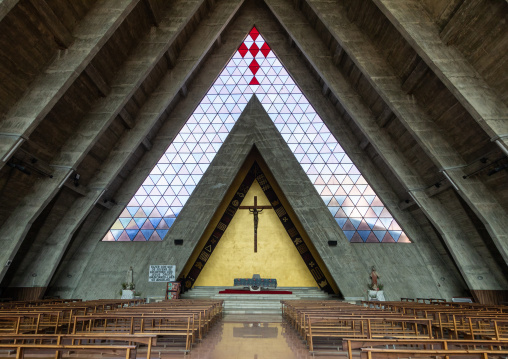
xmin=149 ymin=265 xmax=175 ymax=282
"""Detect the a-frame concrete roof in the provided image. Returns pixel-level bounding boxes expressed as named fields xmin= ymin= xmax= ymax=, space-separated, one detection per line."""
xmin=0 ymin=0 xmax=506 ymax=302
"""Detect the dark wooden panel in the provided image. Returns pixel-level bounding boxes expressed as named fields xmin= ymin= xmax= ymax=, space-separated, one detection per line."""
xmin=471 ymin=290 xmax=508 ymax=305
xmin=3 ymin=286 xmax=46 ymax=300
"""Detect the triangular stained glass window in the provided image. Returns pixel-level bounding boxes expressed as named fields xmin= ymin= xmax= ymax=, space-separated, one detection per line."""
xmin=102 ymin=27 xmax=410 ymax=243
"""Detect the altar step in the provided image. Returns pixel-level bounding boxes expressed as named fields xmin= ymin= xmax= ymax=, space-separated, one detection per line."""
xmin=181 ymin=287 xmax=333 ymax=315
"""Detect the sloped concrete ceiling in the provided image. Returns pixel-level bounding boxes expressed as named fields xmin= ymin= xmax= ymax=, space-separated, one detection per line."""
xmin=0 ymin=0 xmax=506 ymax=299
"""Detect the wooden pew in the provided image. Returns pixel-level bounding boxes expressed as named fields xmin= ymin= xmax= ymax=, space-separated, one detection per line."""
xmin=360 ymin=348 xmax=508 ymax=359
xmin=343 ymin=338 xmax=508 ymax=359
xmin=0 ymin=312 xmax=63 ymax=334
xmin=71 ymin=313 xmax=204 ymax=351
xmin=282 ymin=299 xmax=508 ymax=355
xmin=0 ymin=298 xmax=223 ymax=355
xmin=306 ymin=316 xmax=434 ymax=352
xmin=0 ymin=333 xmax=157 ymax=359
xmin=0 ymin=343 xmax=137 ymax=359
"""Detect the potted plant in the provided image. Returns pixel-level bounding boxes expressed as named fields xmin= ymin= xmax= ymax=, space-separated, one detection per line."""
xmin=367 ymin=283 xmax=384 ymax=291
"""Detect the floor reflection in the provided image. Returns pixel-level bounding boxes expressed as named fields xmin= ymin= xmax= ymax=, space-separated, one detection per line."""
xmin=155 ymin=314 xmax=347 ymax=359
xmin=233 ymin=322 xmax=278 ymax=338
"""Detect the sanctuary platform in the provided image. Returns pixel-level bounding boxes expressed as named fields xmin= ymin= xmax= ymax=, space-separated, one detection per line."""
xmin=181 ymin=286 xmax=333 ymax=315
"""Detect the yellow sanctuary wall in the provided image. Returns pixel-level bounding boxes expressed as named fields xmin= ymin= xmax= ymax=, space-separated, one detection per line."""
xmin=193 ymin=181 xmax=318 ymax=287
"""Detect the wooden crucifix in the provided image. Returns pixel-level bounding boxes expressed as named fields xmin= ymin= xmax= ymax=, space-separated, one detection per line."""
xmin=238 ymin=196 xmax=272 ymax=252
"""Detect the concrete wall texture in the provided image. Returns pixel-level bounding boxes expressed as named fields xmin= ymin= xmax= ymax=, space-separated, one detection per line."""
xmin=1 ymin=0 xmax=507 ymax=303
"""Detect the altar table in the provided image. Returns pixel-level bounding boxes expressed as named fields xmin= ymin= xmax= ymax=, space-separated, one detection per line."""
xmin=234 ymin=275 xmax=277 ymax=290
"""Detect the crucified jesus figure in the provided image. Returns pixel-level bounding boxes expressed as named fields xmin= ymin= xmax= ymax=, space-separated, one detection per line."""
xmin=238 ymin=196 xmax=272 ymax=252
xmin=250 ymin=207 xmax=263 ymax=240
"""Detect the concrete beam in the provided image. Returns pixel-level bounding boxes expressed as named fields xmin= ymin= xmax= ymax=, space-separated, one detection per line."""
xmin=495 ymin=139 xmax=508 ymax=157
xmin=84 ymin=63 xmax=111 ymax=97
xmin=63 ymin=181 xmax=87 ymax=197
xmin=265 ymin=0 xmax=507 ymax=289
xmin=179 ymin=84 xmax=188 ymax=98
xmin=118 ymin=109 xmax=135 ymax=129
xmin=398 ymin=199 xmax=416 ymax=211
xmin=302 ymin=0 xmax=508 ymax=265
xmin=142 ymin=0 xmax=161 ymax=26
xmin=0 ymin=0 xmax=141 ymax=170
xmin=8 ymin=0 xmax=245 ymax=288
xmin=332 ymin=44 xmax=345 ymax=66
xmin=371 ymin=0 xmax=508 ymax=152
xmin=98 ymin=199 xmax=115 ymax=209
xmin=376 ymin=107 xmax=395 ymax=128
xmin=165 ymin=48 xmax=178 ymax=69
xmin=401 ymin=58 xmax=428 ymax=94
xmin=322 ymin=83 xmax=329 ymax=96
xmin=425 ymin=181 xmax=453 ymax=198
xmin=359 ymin=137 xmax=369 ymax=150
xmin=141 ymin=137 xmax=152 ymax=151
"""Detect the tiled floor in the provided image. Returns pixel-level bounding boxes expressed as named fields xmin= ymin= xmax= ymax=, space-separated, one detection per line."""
xmin=158 ymin=314 xmax=347 ymax=359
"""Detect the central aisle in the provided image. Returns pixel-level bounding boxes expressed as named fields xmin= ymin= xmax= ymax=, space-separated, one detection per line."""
xmin=173 ymin=287 xmax=342 ymax=358
xmin=169 ymin=314 xmax=345 ymax=359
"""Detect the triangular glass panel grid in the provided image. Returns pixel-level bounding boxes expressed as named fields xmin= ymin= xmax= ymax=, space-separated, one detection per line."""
xmin=102 ymin=27 xmax=410 ymax=243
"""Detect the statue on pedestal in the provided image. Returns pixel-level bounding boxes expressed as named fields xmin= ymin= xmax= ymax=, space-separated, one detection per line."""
xmin=370 ymin=266 xmax=380 ymax=290
xmin=121 ymin=267 xmax=136 ymax=299
xmin=127 ymin=266 xmax=133 ymax=284
xmin=368 ymin=266 xmax=385 ymax=301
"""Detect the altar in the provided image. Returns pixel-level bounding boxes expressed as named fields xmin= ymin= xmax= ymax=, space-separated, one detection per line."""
xmin=234 ymin=274 xmax=277 ymax=291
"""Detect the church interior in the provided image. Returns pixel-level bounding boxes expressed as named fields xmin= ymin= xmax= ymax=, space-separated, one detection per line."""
xmin=0 ymin=0 xmax=507 ymax=357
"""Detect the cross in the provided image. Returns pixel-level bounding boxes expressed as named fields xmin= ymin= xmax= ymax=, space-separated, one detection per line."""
xmin=238 ymin=196 xmax=273 ymax=252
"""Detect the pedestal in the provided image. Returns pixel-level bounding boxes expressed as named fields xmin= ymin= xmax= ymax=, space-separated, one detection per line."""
xmin=367 ymin=290 xmax=385 ymax=301
xmin=121 ymin=290 xmax=135 ymax=299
